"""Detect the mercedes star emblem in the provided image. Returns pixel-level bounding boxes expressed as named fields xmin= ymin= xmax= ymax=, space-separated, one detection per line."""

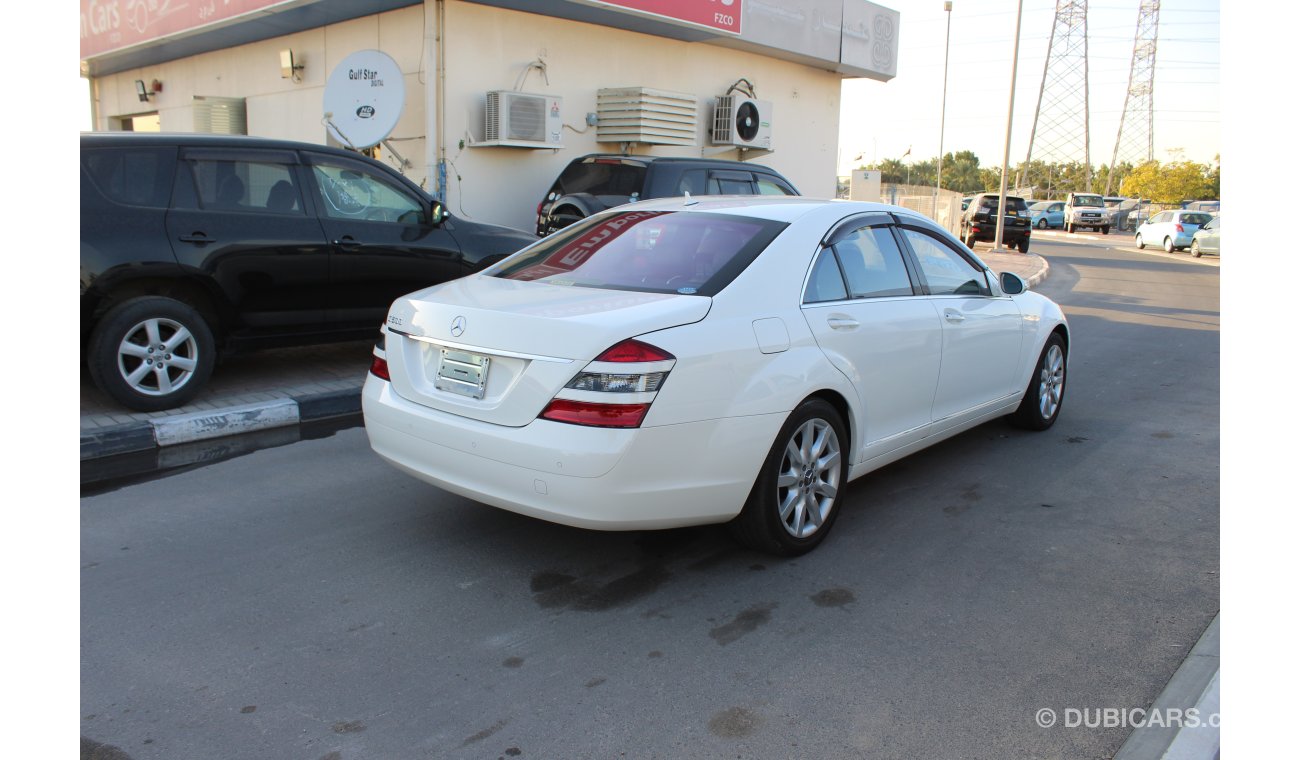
xmin=450 ymin=316 xmax=466 ymax=338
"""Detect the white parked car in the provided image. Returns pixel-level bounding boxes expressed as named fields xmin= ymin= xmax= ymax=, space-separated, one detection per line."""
xmin=1135 ymin=210 xmax=1215 ymax=252
xmin=362 ymin=198 xmax=1071 ymax=555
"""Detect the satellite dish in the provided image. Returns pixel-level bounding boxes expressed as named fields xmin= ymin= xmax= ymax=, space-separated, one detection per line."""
xmin=322 ymin=49 xmax=406 ymax=150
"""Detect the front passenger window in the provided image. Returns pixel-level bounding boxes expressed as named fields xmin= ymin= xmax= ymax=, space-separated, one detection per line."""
xmin=900 ymin=228 xmax=989 ymax=296
xmin=309 ymin=159 xmax=424 ymax=223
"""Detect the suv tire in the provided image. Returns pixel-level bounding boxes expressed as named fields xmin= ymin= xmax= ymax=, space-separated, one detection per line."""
xmin=88 ymin=296 xmax=217 ymax=412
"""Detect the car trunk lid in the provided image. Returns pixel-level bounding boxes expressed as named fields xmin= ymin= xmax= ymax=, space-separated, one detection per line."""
xmin=383 ymin=275 xmax=709 ymax=426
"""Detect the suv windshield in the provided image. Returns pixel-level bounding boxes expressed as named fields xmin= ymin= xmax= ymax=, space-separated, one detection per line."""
xmin=1072 ymin=195 xmax=1104 ymax=207
xmin=493 ymin=210 xmax=787 ymax=296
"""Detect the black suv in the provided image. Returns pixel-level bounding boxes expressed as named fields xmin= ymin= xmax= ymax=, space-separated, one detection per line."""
xmin=959 ymin=193 xmax=1032 ymax=252
xmin=81 ymin=132 xmax=536 ymax=411
xmin=535 ymin=154 xmax=800 ymax=236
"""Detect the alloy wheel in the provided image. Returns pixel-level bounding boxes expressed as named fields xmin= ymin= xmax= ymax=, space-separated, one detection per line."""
xmin=1038 ymin=344 xmax=1065 ymax=420
xmin=115 ymin=317 xmax=200 ymax=397
xmin=775 ymin=419 xmax=842 ymax=539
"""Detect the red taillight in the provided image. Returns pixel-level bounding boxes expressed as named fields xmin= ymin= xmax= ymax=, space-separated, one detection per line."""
xmin=540 ymin=399 xmax=650 ymax=428
xmin=369 ymin=355 xmax=390 ymax=381
xmin=595 ymin=339 xmax=675 ymax=363
xmin=1175 ymin=223 xmax=1185 ymax=233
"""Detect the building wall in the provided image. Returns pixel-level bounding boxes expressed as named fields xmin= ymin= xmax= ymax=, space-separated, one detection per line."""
xmin=89 ymin=0 xmax=844 ymax=232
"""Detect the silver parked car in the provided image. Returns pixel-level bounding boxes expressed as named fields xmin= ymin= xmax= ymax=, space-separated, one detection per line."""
xmin=1135 ymin=210 xmax=1215 ymax=252
xmin=1190 ymin=216 xmax=1220 ymax=258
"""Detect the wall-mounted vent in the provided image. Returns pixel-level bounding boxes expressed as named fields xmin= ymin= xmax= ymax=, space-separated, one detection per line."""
xmin=596 ymin=87 xmax=698 ymax=146
xmin=482 ymin=91 xmax=563 ymax=148
xmin=193 ymin=96 xmax=247 ymax=135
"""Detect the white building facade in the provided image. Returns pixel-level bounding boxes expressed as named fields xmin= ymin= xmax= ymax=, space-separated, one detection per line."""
xmin=81 ymin=0 xmax=899 ymax=232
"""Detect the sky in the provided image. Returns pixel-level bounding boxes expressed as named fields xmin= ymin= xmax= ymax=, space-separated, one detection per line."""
xmin=837 ymin=0 xmax=1221 ymax=174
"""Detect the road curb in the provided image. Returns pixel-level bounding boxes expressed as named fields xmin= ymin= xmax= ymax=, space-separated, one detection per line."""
xmin=1112 ymin=613 xmax=1220 ymax=760
xmin=79 ymin=388 xmax=363 ymax=462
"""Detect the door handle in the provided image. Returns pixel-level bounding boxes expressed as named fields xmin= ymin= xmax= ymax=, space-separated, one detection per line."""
xmin=944 ymin=309 xmax=966 ymax=323
xmin=178 ymin=233 xmax=214 ymax=244
xmin=827 ymin=316 xmax=860 ymax=330
xmin=333 ymin=235 xmax=362 ymax=250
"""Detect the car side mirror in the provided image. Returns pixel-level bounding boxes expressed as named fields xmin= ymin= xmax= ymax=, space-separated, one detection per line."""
xmin=1000 ymin=271 xmax=1027 ymax=295
xmin=430 ymin=201 xmax=446 ymax=226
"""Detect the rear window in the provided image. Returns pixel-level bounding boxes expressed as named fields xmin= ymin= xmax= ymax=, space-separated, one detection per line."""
xmin=1180 ymin=212 xmax=1213 ymax=226
xmin=553 ymin=160 xmax=646 ymax=200
xmin=977 ymin=196 xmax=1028 ymax=211
xmin=491 ymin=210 xmax=787 ymax=297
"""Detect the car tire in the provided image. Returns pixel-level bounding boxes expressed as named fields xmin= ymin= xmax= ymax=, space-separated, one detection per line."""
xmin=1008 ymin=332 xmax=1067 ymax=431
xmin=1191 ymin=240 xmax=1202 ymax=258
xmin=1136 ymin=234 xmax=1145 ymax=249
xmin=1163 ymin=237 xmax=1175 ymax=253
xmin=729 ymin=398 xmax=849 ymax=556
xmin=1017 ymin=238 xmax=1030 ymax=253
xmin=964 ymin=228 xmax=978 ymax=250
xmin=1066 ymin=222 xmax=1074 ymax=233
xmin=1102 ymin=225 xmax=1110 ymax=235
xmin=87 ymin=296 xmax=216 ymax=412
xmin=1037 ymin=218 xmax=1047 ymax=229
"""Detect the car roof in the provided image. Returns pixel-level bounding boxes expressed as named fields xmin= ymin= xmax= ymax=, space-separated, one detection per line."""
xmin=79 ymin=131 xmax=365 ymax=161
xmin=620 ymin=195 xmax=916 ymax=224
xmin=569 ymin=153 xmax=783 ymax=170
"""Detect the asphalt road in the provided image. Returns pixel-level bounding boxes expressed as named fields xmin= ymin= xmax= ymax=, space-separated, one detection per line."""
xmin=81 ymin=237 xmax=1220 ymax=760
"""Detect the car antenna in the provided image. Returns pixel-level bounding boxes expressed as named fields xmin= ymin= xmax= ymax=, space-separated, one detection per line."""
xmin=683 ymin=191 xmax=698 ymax=206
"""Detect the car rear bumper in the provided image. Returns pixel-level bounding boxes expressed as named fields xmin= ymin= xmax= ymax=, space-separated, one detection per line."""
xmin=362 ymin=377 xmax=783 ymax=530
xmin=967 ymin=224 xmax=1031 ymax=243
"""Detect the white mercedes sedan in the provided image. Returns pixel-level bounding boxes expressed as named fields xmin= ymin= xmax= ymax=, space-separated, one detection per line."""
xmin=362 ymin=197 xmax=1069 ymax=555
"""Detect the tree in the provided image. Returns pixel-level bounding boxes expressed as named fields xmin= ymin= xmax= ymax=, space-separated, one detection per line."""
xmin=1120 ymin=160 xmax=1217 ymax=203
xmin=940 ymin=150 xmax=984 ymax=193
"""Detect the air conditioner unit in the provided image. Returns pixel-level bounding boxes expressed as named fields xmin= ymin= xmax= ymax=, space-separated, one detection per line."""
xmin=483 ymin=91 xmax=563 ymax=148
xmin=712 ymin=96 xmax=772 ymax=150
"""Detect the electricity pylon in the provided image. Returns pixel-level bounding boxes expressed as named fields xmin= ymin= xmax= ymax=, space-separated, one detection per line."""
xmin=1018 ymin=0 xmax=1091 ymax=195
xmin=1105 ymin=0 xmax=1161 ymax=196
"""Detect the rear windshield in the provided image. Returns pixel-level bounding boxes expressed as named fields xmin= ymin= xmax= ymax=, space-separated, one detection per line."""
xmin=977 ymin=196 xmax=1028 ymax=211
xmin=491 ymin=210 xmax=787 ymax=297
xmin=1180 ymin=212 xmax=1213 ymax=226
xmin=553 ymin=160 xmax=647 ymax=199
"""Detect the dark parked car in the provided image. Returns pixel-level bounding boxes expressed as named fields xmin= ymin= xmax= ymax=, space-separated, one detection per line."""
xmin=81 ymin=132 xmax=536 ymax=411
xmin=959 ymin=193 xmax=1032 ymax=252
xmin=534 ymin=154 xmax=800 ymax=236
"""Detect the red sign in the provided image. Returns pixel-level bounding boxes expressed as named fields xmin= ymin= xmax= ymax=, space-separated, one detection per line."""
xmin=80 ymin=0 xmax=293 ymax=60
xmin=586 ymin=0 xmax=742 ymax=36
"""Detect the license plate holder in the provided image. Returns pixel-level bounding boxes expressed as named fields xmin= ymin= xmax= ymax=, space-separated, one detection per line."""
xmin=435 ymin=349 xmax=490 ymax=399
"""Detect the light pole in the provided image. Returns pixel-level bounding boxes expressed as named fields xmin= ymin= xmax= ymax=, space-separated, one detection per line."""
xmin=903 ymin=145 xmax=912 ymax=188
xmin=935 ymin=1 xmax=953 ymax=220
xmin=993 ymin=0 xmax=1025 ymax=253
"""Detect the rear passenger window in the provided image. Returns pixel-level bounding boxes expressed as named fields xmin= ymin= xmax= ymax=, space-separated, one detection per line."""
xmin=188 ymin=159 xmax=303 ymax=215
xmin=83 ymin=148 xmax=174 ymax=208
xmin=834 ymin=227 xmax=914 ymax=298
xmin=712 ymin=178 xmax=753 ymax=194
